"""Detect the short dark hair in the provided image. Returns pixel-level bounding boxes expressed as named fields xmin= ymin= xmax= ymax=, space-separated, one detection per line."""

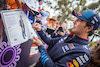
xmin=85 ymin=46 xmax=100 ymax=67
xmin=0 ymin=0 xmax=7 ymax=18
xmin=0 ymin=0 xmax=7 ymax=10
xmin=86 ymin=22 xmax=94 ymax=36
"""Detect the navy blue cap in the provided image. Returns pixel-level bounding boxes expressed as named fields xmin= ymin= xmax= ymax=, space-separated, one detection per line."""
xmin=72 ymin=9 xmax=100 ymax=30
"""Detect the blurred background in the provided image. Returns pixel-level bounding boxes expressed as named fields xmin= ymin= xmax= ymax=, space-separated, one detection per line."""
xmin=41 ymin=0 xmax=100 ymax=47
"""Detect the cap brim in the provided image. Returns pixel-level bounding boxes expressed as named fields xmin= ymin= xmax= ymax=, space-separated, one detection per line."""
xmin=24 ymin=0 xmax=39 ymax=12
xmin=50 ymin=18 xmax=56 ymax=21
xmin=72 ymin=10 xmax=88 ymax=22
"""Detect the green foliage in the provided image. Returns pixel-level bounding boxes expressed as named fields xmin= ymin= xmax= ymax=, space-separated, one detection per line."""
xmin=44 ymin=0 xmax=100 ymax=23
xmin=74 ymin=6 xmax=80 ymax=11
xmin=89 ymin=41 xmax=97 ymax=48
xmin=83 ymin=2 xmax=100 ymax=10
xmin=68 ymin=28 xmax=72 ymax=33
xmin=97 ymin=28 xmax=100 ymax=35
xmin=80 ymin=0 xmax=86 ymax=6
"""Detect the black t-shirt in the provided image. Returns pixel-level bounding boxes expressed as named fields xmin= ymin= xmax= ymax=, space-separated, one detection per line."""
xmin=0 ymin=30 xmax=40 ymax=67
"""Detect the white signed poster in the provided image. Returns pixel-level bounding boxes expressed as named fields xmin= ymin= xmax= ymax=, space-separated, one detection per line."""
xmin=1 ymin=9 xmax=38 ymax=46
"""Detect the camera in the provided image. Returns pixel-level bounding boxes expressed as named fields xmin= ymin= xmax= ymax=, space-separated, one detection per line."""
xmin=57 ymin=27 xmax=65 ymax=32
xmin=46 ymin=27 xmax=55 ymax=34
xmin=36 ymin=20 xmax=41 ymax=24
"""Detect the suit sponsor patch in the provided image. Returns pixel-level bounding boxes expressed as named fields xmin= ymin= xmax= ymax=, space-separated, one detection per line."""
xmin=62 ymin=43 xmax=75 ymax=53
xmin=68 ymin=43 xmax=75 ymax=49
xmin=66 ymin=54 xmax=89 ymax=67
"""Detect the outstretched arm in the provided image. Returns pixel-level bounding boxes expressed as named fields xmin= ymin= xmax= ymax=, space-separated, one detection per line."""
xmin=32 ymin=23 xmax=61 ymax=46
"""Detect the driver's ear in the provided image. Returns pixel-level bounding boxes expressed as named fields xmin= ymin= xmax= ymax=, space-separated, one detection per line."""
xmin=86 ymin=26 xmax=93 ymax=33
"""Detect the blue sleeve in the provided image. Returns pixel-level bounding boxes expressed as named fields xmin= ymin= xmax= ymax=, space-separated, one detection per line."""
xmin=37 ymin=29 xmax=61 ymax=46
xmin=38 ymin=45 xmax=90 ymax=67
xmin=38 ymin=45 xmax=67 ymax=67
xmin=51 ymin=33 xmax=56 ymax=38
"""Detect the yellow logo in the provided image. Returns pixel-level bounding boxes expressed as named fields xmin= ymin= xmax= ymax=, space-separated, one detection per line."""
xmin=73 ymin=59 xmax=79 ymax=67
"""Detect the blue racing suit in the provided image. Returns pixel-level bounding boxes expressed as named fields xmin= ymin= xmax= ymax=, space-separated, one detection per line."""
xmin=35 ymin=29 xmax=90 ymax=67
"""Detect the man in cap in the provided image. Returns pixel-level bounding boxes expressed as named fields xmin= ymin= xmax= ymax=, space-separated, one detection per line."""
xmin=32 ymin=9 xmax=100 ymax=67
xmin=20 ymin=0 xmax=40 ymax=24
xmin=20 ymin=0 xmax=39 ymax=12
xmin=51 ymin=23 xmax=69 ymax=38
xmin=48 ymin=16 xmax=57 ymax=28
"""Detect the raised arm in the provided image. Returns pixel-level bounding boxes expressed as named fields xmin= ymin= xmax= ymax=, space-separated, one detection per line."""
xmin=32 ymin=23 xmax=61 ymax=46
